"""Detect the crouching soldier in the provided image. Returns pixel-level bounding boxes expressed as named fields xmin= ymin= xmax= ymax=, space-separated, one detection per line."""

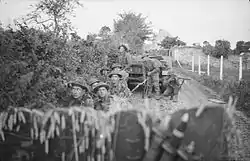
xmin=88 ymin=77 xmax=101 ymax=104
xmin=66 ymin=77 xmax=94 ymax=108
xmin=162 ymin=71 xmax=180 ymax=102
xmin=111 ymin=63 xmax=129 ymax=81
xmin=93 ymin=82 xmax=114 ymax=112
xmin=99 ymin=66 xmax=110 ymax=82
xmin=108 ymin=71 xmax=131 ymax=98
xmin=142 ymin=56 xmax=162 ymax=99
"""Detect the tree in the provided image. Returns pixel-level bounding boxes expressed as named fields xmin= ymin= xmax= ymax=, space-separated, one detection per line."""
xmin=98 ymin=26 xmax=111 ymax=38
xmin=202 ymin=44 xmax=214 ymax=55
xmin=159 ymin=36 xmax=186 ymax=49
xmin=212 ymin=40 xmax=232 ymax=58
xmin=234 ymin=41 xmax=250 ymax=55
xmin=26 ymin=0 xmax=83 ymax=37
xmin=113 ymin=11 xmax=153 ymax=54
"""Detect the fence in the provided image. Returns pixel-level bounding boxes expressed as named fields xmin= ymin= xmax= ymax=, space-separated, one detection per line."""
xmin=176 ymin=55 xmax=250 ymax=81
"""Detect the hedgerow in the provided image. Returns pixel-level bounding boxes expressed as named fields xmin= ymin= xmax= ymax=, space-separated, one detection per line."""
xmin=0 ymin=23 xmax=106 ymax=110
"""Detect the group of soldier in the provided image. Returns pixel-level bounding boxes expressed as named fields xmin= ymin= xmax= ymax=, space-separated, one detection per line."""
xmin=62 ymin=43 xmax=180 ymax=112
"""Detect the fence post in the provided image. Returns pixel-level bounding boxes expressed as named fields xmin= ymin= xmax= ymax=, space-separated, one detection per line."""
xmin=207 ymin=55 xmax=210 ymax=76
xmin=220 ymin=55 xmax=223 ymax=80
xmin=239 ymin=56 xmax=243 ymax=80
xmin=192 ymin=54 xmax=195 ymax=72
xmin=198 ymin=55 xmax=201 ymax=75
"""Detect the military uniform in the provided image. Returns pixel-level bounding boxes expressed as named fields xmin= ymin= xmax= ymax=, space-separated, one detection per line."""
xmin=94 ymin=95 xmax=114 ymax=112
xmin=111 ymin=63 xmax=129 ymax=85
xmin=108 ymin=71 xmax=131 ymax=98
xmin=88 ymin=77 xmax=101 ymax=101
xmin=118 ymin=44 xmax=132 ymax=69
xmin=92 ymin=82 xmax=114 ymax=112
xmin=162 ymin=72 xmax=180 ymax=101
xmin=142 ymin=57 xmax=162 ymax=98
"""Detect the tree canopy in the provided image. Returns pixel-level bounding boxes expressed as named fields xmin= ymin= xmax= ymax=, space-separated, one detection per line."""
xmin=159 ymin=36 xmax=186 ymax=49
xmin=113 ymin=11 xmax=153 ymax=54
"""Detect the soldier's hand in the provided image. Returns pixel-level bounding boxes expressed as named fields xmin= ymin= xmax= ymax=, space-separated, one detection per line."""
xmin=147 ymin=72 xmax=152 ymax=76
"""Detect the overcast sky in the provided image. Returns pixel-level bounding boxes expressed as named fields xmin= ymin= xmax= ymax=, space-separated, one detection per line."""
xmin=0 ymin=0 xmax=250 ymax=48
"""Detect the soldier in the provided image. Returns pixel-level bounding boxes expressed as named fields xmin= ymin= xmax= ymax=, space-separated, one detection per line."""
xmin=99 ymin=66 xmax=110 ymax=82
xmin=108 ymin=70 xmax=131 ymax=98
xmin=118 ymin=44 xmax=132 ymax=70
xmin=88 ymin=77 xmax=101 ymax=100
xmin=162 ymin=71 xmax=180 ymax=102
xmin=111 ymin=63 xmax=129 ymax=81
xmin=66 ymin=77 xmax=94 ymax=108
xmin=93 ymin=82 xmax=114 ymax=112
xmin=142 ymin=55 xmax=162 ymax=99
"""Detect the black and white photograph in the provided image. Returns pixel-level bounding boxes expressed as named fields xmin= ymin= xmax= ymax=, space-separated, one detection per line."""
xmin=0 ymin=0 xmax=250 ymax=161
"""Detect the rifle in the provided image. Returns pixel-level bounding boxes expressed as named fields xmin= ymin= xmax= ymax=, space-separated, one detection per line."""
xmin=130 ymin=78 xmax=148 ymax=95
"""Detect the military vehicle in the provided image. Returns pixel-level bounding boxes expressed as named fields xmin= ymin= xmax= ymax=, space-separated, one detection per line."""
xmin=127 ymin=55 xmax=188 ymax=99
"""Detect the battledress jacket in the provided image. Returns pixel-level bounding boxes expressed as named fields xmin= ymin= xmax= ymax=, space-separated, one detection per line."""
xmin=118 ymin=52 xmax=132 ymax=69
xmin=144 ymin=58 xmax=162 ymax=74
xmin=94 ymin=94 xmax=114 ymax=112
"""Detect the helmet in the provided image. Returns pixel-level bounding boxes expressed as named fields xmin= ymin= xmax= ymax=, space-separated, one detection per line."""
xmin=68 ymin=77 xmax=89 ymax=92
xmin=88 ymin=77 xmax=100 ymax=86
xmin=108 ymin=71 xmax=123 ymax=78
xmin=118 ymin=44 xmax=129 ymax=51
xmin=93 ymin=82 xmax=110 ymax=94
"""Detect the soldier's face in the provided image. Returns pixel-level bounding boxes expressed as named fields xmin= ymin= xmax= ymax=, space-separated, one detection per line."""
xmin=98 ymin=87 xmax=108 ymax=97
xmin=71 ymin=86 xmax=85 ymax=98
xmin=111 ymin=75 xmax=120 ymax=83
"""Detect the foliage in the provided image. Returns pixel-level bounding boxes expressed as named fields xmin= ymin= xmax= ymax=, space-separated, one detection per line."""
xmin=0 ymin=24 xmax=105 ymax=110
xmin=234 ymin=41 xmax=250 ymax=55
xmin=202 ymin=43 xmax=214 ymax=55
xmin=159 ymin=36 xmax=186 ymax=49
xmin=113 ymin=11 xmax=153 ymax=54
xmin=98 ymin=26 xmax=111 ymax=38
xmin=202 ymin=40 xmax=233 ymax=58
xmin=26 ymin=0 xmax=83 ymax=37
xmin=212 ymin=40 xmax=232 ymax=58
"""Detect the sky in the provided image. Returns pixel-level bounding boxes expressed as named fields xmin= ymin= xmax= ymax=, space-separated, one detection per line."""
xmin=0 ymin=0 xmax=250 ymax=48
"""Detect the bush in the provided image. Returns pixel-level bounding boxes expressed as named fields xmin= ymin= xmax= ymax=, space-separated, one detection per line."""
xmin=0 ymin=24 xmax=106 ymax=109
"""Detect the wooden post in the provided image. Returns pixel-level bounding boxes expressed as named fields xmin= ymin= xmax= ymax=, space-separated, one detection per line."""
xmin=198 ymin=55 xmax=201 ymax=75
xmin=207 ymin=55 xmax=210 ymax=76
xmin=192 ymin=55 xmax=195 ymax=72
xmin=220 ymin=55 xmax=223 ymax=80
xmin=239 ymin=56 xmax=243 ymax=80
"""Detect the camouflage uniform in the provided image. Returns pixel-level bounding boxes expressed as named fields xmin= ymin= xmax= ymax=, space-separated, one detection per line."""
xmin=92 ymin=82 xmax=114 ymax=112
xmin=142 ymin=57 xmax=162 ymax=98
xmin=108 ymin=71 xmax=131 ymax=98
xmin=109 ymin=80 xmax=131 ymax=98
xmin=111 ymin=63 xmax=129 ymax=86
